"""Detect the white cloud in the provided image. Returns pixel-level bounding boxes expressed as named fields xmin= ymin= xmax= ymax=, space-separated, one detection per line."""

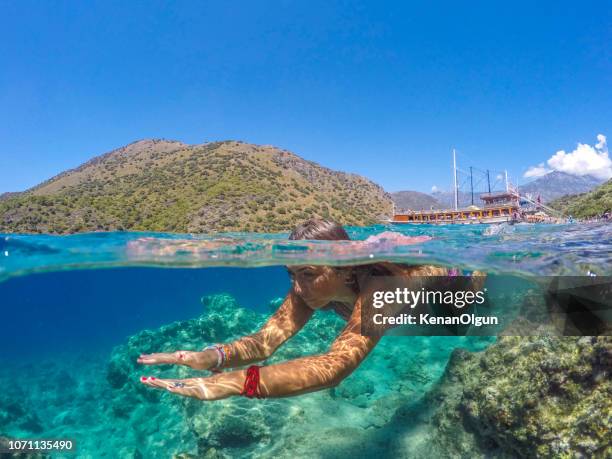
xmin=524 ymin=134 xmax=612 ymax=180
xmin=496 ymin=174 xmax=503 ymax=180
xmin=524 ymin=163 xmax=551 ymax=178
xmin=431 ymin=185 xmax=439 ymax=193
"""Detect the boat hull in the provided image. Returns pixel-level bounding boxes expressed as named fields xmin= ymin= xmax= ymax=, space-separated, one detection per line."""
xmin=389 ymin=215 xmax=513 ymax=225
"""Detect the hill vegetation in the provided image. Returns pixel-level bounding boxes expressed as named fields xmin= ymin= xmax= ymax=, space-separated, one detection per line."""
xmin=549 ymin=179 xmax=612 ymax=218
xmin=0 ymin=139 xmax=393 ymax=234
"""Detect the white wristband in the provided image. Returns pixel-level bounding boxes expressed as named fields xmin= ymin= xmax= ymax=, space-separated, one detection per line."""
xmin=203 ymin=345 xmax=223 ymax=368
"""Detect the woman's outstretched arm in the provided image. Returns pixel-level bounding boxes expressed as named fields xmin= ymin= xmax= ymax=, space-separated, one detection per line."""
xmin=254 ymin=296 xmax=379 ymax=397
xmin=141 ymin=294 xmax=380 ymax=399
xmin=221 ymin=291 xmax=314 ymax=367
xmin=138 ymin=290 xmax=313 ymax=370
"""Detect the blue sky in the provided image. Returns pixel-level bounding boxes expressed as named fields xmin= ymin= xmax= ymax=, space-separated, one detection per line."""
xmin=1 ymin=1 xmax=610 ymax=193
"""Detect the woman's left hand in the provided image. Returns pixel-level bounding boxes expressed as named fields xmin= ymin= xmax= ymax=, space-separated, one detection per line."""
xmin=140 ymin=376 xmax=211 ymax=400
xmin=139 ymin=372 xmax=243 ymax=401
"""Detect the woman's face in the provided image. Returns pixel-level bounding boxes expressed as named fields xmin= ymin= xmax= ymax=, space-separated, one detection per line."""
xmin=287 ymin=265 xmax=353 ymax=309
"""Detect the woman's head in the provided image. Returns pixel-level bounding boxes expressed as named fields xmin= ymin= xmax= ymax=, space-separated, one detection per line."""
xmin=288 ymin=219 xmax=350 ymax=241
xmin=287 ymin=219 xmax=355 ymax=309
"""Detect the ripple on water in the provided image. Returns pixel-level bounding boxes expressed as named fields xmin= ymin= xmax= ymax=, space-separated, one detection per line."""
xmin=0 ymin=223 xmax=610 ymax=281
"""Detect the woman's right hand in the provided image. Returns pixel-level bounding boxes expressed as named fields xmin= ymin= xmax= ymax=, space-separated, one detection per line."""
xmin=137 ymin=349 xmax=218 ymax=371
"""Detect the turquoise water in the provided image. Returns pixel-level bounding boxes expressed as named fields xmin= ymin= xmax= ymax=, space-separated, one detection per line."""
xmin=2 ymin=222 xmax=611 ymax=281
xmin=0 ymin=223 xmax=610 ymax=458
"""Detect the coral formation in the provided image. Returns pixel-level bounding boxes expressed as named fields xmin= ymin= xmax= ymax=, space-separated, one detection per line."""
xmin=429 ymin=335 xmax=611 ymax=458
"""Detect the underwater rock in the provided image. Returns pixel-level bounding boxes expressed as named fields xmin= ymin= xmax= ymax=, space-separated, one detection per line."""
xmin=429 ymin=335 xmax=612 ymax=458
xmin=333 ymin=375 xmax=376 ymax=408
xmin=191 ymin=400 xmax=271 ymax=449
xmin=0 ymin=399 xmax=25 ymax=426
xmin=0 ymin=392 xmax=43 ymax=435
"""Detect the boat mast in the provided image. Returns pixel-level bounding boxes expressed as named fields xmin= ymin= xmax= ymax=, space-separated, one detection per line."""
xmin=453 ymin=148 xmax=458 ymax=210
xmin=486 ymin=169 xmax=491 ymax=193
xmin=470 ymin=166 xmax=474 ymax=205
xmin=504 ymin=169 xmax=509 ymax=192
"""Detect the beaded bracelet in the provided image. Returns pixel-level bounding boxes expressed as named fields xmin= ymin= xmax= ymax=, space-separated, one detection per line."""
xmin=218 ymin=345 xmax=227 ymax=366
xmin=222 ymin=345 xmax=230 ymax=365
xmin=203 ymin=344 xmax=230 ymax=370
xmin=202 ymin=345 xmax=225 ymax=370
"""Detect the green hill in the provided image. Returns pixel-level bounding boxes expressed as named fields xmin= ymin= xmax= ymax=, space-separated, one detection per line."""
xmin=549 ymin=179 xmax=612 ymax=218
xmin=0 ymin=139 xmax=393 ymax=234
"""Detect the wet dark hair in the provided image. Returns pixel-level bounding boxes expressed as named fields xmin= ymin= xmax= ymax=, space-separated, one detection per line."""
xmin=289 ymin=219 xmax=350 ymax=241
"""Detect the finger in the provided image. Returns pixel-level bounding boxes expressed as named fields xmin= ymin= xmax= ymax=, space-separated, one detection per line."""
xmin=140 ymin=376 xmax=164 ymax=389
xmin=139 ymin=375 xmax=162 ymax=387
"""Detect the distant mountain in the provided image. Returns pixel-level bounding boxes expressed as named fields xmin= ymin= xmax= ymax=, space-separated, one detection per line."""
xmin=549 ymin=179 xmax=612 ymax=218
xmin=392 ymin=189 xmax=486 ymax=211
xmin=390 ymin=190 xmax=440 ymax=211
xmin=0 ymin=139 xmax=393 ymax=234
xmin=518 ymin=171 xmax=603 ymax=203
xmin=430 ymin=190 xmax=479 ymax=209
xmin=425 ymin=171 xmax=604 ymax=208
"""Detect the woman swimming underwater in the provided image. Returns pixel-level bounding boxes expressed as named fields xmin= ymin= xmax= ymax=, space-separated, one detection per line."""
xmin=138 ymin=219 xmax=483 ymax=400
